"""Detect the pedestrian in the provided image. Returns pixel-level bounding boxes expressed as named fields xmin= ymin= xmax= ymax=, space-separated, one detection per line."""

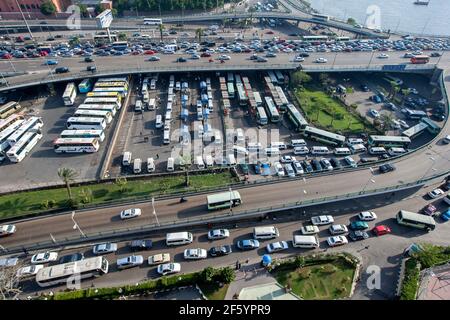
xmin=156 ymin=153 xmax=159 ymax=159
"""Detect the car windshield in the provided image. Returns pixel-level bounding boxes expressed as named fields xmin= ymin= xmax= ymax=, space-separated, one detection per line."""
xmin=43 ymin=252 xmax=49 ymax=259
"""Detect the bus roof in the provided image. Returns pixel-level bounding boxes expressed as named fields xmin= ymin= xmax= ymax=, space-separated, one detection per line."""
xmin=369 ymin=135 xmax=411 ymax=143
xmin=304 ymin=126 xmax=345 ymax=143
xmin=398 ymin=210 xmax=436 ymax=225
xmin=207 ymin=191 xmax=241 ymax=204
xmin=36 ymin=257 xmax=105 ymax=282
xmin=402 ymin=122 xmax=428 ymax=138
xmin=54 ymin=137 xmax=98 ymax=144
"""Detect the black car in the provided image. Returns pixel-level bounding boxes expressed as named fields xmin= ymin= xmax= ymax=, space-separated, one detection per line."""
xmin=360 ymin=84 xmax=369 ymax=92
xmin=176 ymin=57 xmax=187 ymax=63
xmin=348 ymin=231 xmax=369 ymax=241
xmin=301 ymin=160 xmax=313 ymax=173
xmin=58 ymin=253 xmax=84 ymax=264
xmin=311 ymin=159 xmax=322 ymax=171
xmin=169 ymin=30 xmax=177 ymax=35
xmin=430 ymin=52 xmax=441 ymax=57
xmin=330 ymin=157 xmax=342 ymax=169
xmin=55 ymin=67 xmax=69 ymax=73
xmin=84 ymin=56 xmax=94 ymax=62
xmin=130 ymin=239 xmax=153 ymax=251
xmin=209 ymin=245 xmax=232 ymax=257
xmin=86 ymin=65 xmax=97 ymax=72
xmin=379 ymin=163 xmax=396 ymax=173
xmin=298 ymin=53 xmax=310 ymax=57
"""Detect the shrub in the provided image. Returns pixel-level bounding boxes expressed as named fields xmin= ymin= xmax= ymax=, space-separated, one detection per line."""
xmin=321 ymin=265 xmax=337 ymax=274
xmin=297 ymin=268 xmax=311 ymax=280
xmin=201 ymin=266 xmax=216 ymax=283
xmin=216 ymin=267 xmax=235 ymax=284
xmin=294 ymin=256 xmax=305 ymax=268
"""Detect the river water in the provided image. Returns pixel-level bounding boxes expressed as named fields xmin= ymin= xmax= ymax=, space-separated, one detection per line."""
xmin=306 ymin=0 xmax=450 ymax=36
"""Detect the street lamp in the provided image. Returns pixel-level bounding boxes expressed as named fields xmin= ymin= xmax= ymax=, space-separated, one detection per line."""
xmin=362 ymin=167 xmax=375 ymax=193
xmin=152 ymin=197 xmax=160 ymax=226
xmin=71 ymin=211 xmax=87 ymax=238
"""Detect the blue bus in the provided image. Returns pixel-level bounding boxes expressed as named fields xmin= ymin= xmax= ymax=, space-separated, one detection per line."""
xmin=78 ymin=79 xmax=93 ymax=94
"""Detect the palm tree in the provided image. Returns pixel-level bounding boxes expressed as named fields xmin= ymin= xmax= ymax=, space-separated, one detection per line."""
xmin=58 ymin=168 xmax=78 ymax=200
xmin=195 ymin=28 xmax=203 ymax=43
xmin=388 ymin=81 xmax=399 ymax=99
xmin=381 ymin=113 xmax=394 ymax=130
xmin=401 ymin=88 xmax=411 ymax=106
xmin=158 ymin=23 xmax=165 ymax=42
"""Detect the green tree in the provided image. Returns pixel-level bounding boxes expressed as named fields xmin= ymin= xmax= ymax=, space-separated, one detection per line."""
xmin=76 ymin=3 xmax=88 ymax=17
xmin=381 ymin=113 xmax=394 ymax=130
xmin=291 ymin=70 xmax=311 ymax=88
xmin=40 ymin=0 xmax=56 ymax=16
xmin=218 ymin=267 xmax=235 ymax=284
xmin=347 ymin=17 xmax=356 ymax=25
xmin=201 ymin=266 xmax=216 ymax=283
xmin=79 ymin=188 xmax=93 ymax=204
xmin=118 ymin=32 xmax=127 ymax=41
xmin=115 ymin=177 xmax=128 ymax=193
xmin=195 ymin=28 xmax=204 ymax=43
xmin=69 ymin=36 xmax=80 ymax=46
xmin=401 ymin=88 xmax=411 ymax=106
xmin=388 ymin=81 xmax=400 ymax=100
xmin=57 ymin=168 xmax=78 ymax=201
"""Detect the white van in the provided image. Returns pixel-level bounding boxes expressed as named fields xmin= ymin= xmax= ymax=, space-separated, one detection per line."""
xmin=197 ymin=110 xmax=203 ymax=121
xmin=349 ymin=144 xmax=367 ymax=154
xmin=163 ymin=130 xmax=170 ymax=144
xmin=236 ymin=128 xmax=245 ymax=143
xmin=204 ymin=155 xmax=213 ymax=167
xmin=133 ymin=158 xmax=142 ymax=174
xmin=334 ymin=147 xmax=351 ymax=156
xmin=291 ymin=139 xmax=307 ymax=148
xmin=271 ymin=141 xmax=287 ymax=150
xmin=166 ymin=232 xmax=193 ymax=246
xmin=347 ymin=138 xmax=364 ymax=146
xmin=227 ymin=154 xmax=236 ymax=166
xmin=253 ymin=226 xmax=279 ymax=240
xmin=294 ymin=146 xmax=309 ymax=155
xmin=369 ymin=147 xmax=387 ymax=155
xmin=143 ymin=91 xmax=149 ymax=104
xmin=148 ymin=98 xmax=156 ymax=110
xmin=164 ymin=120 xmax=171 ymax=131
xmin=135 ymin=100 xmax=143 ymax=112
xmin=233 ymin=145 xmax=249 ymax=156
xmin=196 ymin=156 xmax=205 ymax=169
xmin=122 ymin=151 xmax=132 ymax=166
xmin=155 ymin=115 xmax=163 ymax=128
xmin=167 ymin=157 xmax=174 ymax=171
xmin=165 ymin=111 xmax=172 ymax=121
xmin=166 ymin=102 xmax=172 ymax=112
xmin=388 ymin=147 xmax=406 ymax=156
xmin=310 ymin=146 xmax=330 ymax=155
xmin=265 ymin=147 xmax=280 ymax=156
xmin=292 ymin=235 xmax=319 ymax=248
xmin=167 ymin=94 xmax=173 ymax=103
xmin=147 ymin=157 xmax=155 ymax=172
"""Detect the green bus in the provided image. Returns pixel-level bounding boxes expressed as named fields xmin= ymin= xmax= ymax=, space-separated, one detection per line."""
xmin=207 ymin=191 xmax=242 ymax=210
xmin=396 ymin=210 xmax=436 ymax=231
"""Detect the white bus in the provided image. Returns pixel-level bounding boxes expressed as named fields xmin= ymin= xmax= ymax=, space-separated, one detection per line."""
xmin=62 ymin=82 xmax=77 ymax=106
xmin=368 ymin=147 xmax=387 ymax=155
xmin=66 ymin=117 xmax=106 ymax=130
xmin=0 ymin=114 xmax=24 ymax=133
xmin=143 ymin=18 xmax=162 ymax=25
xmin=36 ymin=256 xmax=109 ymax=288
xmin=96 ymin=77 xmax=129 ymax=83
xmin=87 ymin=91 xmax=121 ymax=99
xmin=60 ymin=129 xmax=105 ymax=142
xmin=54 ymin=137 xmax=100 ymax=153
xmin=74 ymin=109 xmax=113 ymax=124
xmin=0 ymin=118 xmax=24 ymax=153
xmin=396 ymin=210 xmax=436 ymax=231
xmin=92 ymin=87 xmax=127 ymax=98
xmin=83 ymin=97 xmax=121 ymax=110
xmin=7 ymin=117 xmax=43 ymax=145
xmin=256 ymin=106 xmax=268 ymax=125
xmin=6 ymin=130 xmax=42 ymax=163
xmin=77 ymin=104 xmax=117 ymax=117
xmin=207 ymin=191 xmax=242 ymax=210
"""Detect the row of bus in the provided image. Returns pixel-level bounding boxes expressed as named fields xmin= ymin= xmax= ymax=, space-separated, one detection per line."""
xmin=0 ymin=114 xmax=43 ymax=163
xmin=54 ymin=77 xmax=129 ymax=153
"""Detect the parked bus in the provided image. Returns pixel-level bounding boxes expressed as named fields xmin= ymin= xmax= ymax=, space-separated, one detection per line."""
xmin=92 ymin=87 xmax=127 ymax=98
xmin=267 ymin=71 xmax=278 ymax=84
xmin=286 ymin=104 xmax=308 ymax=131
xmin=0 ymin=114 xmax=23 ymax=133
xmin=78 ymin=79 xmax=93 ymax=94
xmin=236 ymin=83 xmax=248 ymax=106
xmin=402 ymin=122 xmax=429 ymax=140
xmin=66 ymin=117 xmax=106 ymax=130
xmin=36 ymin=256 xmax=109 ymax=288
xmin=93 ymin=34 xmax=118 ymax=43
xmin=368 ymin=135 xmax=411 ymax=148
xmin=0 ymin=101 xmax=22 ymax=119
xmin=6 ymin=130 xmax=42 ymax=163
xmin=73 ymin=109 xmax=113 ymax=124
xmin=227 ymin=83 xmax=235 ymax=99
xmin=312 ymin=13 xmax=330 ymax=21
xmin=405 ymin=109 xmax=428 ymax=120
xmin=421 ymin=117 xmax=440 ymax=135
xmin=396 ymin=210 xmax=435 ymax=231
xmin=275 ymin=71 xmax=284 ymax=83
xmin=410 ymin=55 xmax=430 ymax=64
xmin=207 ymin=191 xmax=242 ymax=210
xmin=227 ymin=72 xmax=234 ymax=83
xmin=143 ymin=18 xmax=162 ymax=25
xmin=256 ymin=106 xmax=268 ymax=125
xmin=7 ymin=117 xmax=43 ymax=145
xmin=0 ymin=118 xmax=24 ymax=153
xmin=96 ymin=77 xmax=129 ymax=83
xmin=254 ymin=91 xmax=263 ymax=107
xmin=275 ymin=86 xmax=289 ymax=111
xmin=83 ymin=97 xmax=121 ymax=109
xmin=77 ymin=104 xmax=117 ymax=117
xmin=302 ymin=35 xmax=329 ymax=42
xmin=111 ymin=41 xmax=128 ymax=51
xmin=54 ymin=137 xmax=100 ymax=153
xmin=63 ymin=82 xmax=77 ymax=106
xmin=60 ymin=129 xmax=105 ymax=142
xmin=301 ymin=126 xmax=346 ymax=146
xmin=87 ymin=91 xmax=121 ymax=99
xmin=264 ymin=96 xmax=280 ymax=122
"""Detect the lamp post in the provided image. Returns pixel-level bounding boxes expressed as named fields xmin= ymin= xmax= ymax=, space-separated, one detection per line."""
xmin=367 ymin=50 xmax=375 ymax=69
xmin=152 ymin=197 xmax=160 ymax=226
xmin=229 ymin=187 xmax=233 ymax=215
xmin=71 ymin=211 xmax=87 ymax=238
xmin=14 ymin=0 xmax=33 ymax=40
xmin=362 ymin=167 xmax=375 ymax=193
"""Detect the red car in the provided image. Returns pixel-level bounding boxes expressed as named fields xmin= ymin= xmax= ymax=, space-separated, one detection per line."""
xmin=422 ymin=204 xmax=437 ymax=216
xmin=201 ymin=52 xmax=211 ymax=57
xmin=131 ymin=51 xmax=140 ymax=55
xmin=2 ymin=54 xmax=12 ymax=59
xmin=144 ymin=50 xmax=155 ymax=55
xmin=372 ymin=225 xmax=391 ymax=236
xmin=266 ymin=31 xmax=274 ymax=34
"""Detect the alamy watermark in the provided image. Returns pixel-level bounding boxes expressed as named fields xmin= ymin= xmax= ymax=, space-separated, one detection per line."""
xmin=365 ymin=265 xmax=381 ymax=290
xmin=365 ymin=5 xmax=381 ymax=30
xmin=66 ymin=5 xmax=81 ymax=30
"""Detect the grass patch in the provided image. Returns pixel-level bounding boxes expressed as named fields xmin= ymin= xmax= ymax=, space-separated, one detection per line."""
xmin=198 ymin=282 xmax=229 ymax=300
xmin=294 ymin=85 xmax=375 ymax=134
xmin=274 ymin=257 xmax=355 ymax=300
xmin=0 ymin=172 xmax=237 ymax=219
xmin=400 ymin=258 xmax=420 ymax=300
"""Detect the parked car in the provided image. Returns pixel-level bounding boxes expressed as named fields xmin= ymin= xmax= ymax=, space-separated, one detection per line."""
xmin=441 ymin=209 xmax=450 ymax=222
xmin=372 ymin=225 xmax=391 ymax=236
xmin=209 ymin=245 xmax=232 ymax=257
xmin=266 ymin=241 xmax=289 ymax=253
xmin=93 ymin=242 xmax=118 ymax=255
xmin=16 ymin=265 xmax=44 ymax=278
xmin=130 ymin=239 xmax=153 ymax=251
xmin=157 ymin=263 xmax=181 ymax=275
xmin=422 ymin=204 xmax=437 ymax=216
xmin=117 ymin=255 xmax=144 ymax=269
xmin=183 ymin=248 xmax=207 ymax=260
xmin=0 ymin=224 xmax=16 ymax=237
xmin=236 ymin=239 xmax=260 ymax=250
xmin=274 ymin=162 xmax=285 ymax=176
xmin=329 ymin=224 xmax=348 ymax=235
xmin=148 ymin=253 xmax=171 ymax=265
xmin=301 ymin=225 xmax=320 ymax=235
xmin=207 ymin=229 xmax=230 ymax=240
xmin=428 ymin=188 xmax=444 ymax=199
xmin=58 ymin=253 xmax=84 ymax=264
xmin=311 ymin=215 xmax=334 ymax=225
xmin=327 ymin=235 xmax=348 ymax=247
xmin=349 ymin=221 xmax=369 ymax=230
xmin=358 ymin=211 xmax=377 ymax=221
xmin=31 ymin=251 xmax=58 ymax=264
xmin=348 ymin=230 xmax=369 ymax=241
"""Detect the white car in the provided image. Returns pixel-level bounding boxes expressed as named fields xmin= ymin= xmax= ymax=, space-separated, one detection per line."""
xmin=344 ymin=156 xmax=357 ymax=168
xmin=93 ymin=242 xmax=118 ymax=255
xmin=183 ymin=248 xmax=207 ymax=260
xmin=294 ymin=56 xmax=305 ymax=62
xmin=378 ymin=53 xmax=389 ymax=59
xmin=280 ymin=155 xmax=296 ymax=163
xmin=329 ymin=224 xmax=348 ymax=235
xmin=0 ymin=224 xmax=16 ymax=237
xmin=428 ymin=188 xmax=444 ymax=199
xmin=266 ymin=241 xmax=289 ymax=253
xmin=191 ymin=54 xmax=200 ymax=59
xmin=292 ymin=161 xmax=304 ymax=175
xmin=301 ymin=225 xmax=320 ymax=235
xmin=31 ymin=251 xmax=58 ymax=264
xmin=370 ymin=109 xmax=380 ymax=118
xmin=274 ymin=162 xmax=285 ymax=176
xmin=207 ymin=229 xmax=230 ymax=240
xmin=16 ymin=265 xmax=44 ymax=278
xmin=148 ymin=253 xmax=171 ymax=265
xmin=327 ymin=236 xmax=348 ymax=247
xmin=219 ymin=55 xmax=231 ymax=60
xmin=285 ymin=163 xmax=296 ymax=177
xmin=120 ymin=208 xmax=142 ymax=220
xmin=157 ymin=263 xmax=181 ymax=276
xmin=311 ymin=215 xmax=334 ymax=225
xmin=320 ymin=158 xmax=333 ymax=171
xmin=315 ymin=58 xmax=327 ymax=63
xmin=358 ymin=211 xmax=378 ymax=221
xmin=293 ymin=146 xmax=309 ymax=155
xmin=398 ymin=120 xmax=409 ymax=129
xmin=116 ymin=255 xmax=144 ymax=269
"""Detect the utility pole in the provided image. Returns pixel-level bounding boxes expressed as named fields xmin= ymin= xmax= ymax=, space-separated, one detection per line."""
xmin=72 ymin=211 xmax=87 ymax=238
